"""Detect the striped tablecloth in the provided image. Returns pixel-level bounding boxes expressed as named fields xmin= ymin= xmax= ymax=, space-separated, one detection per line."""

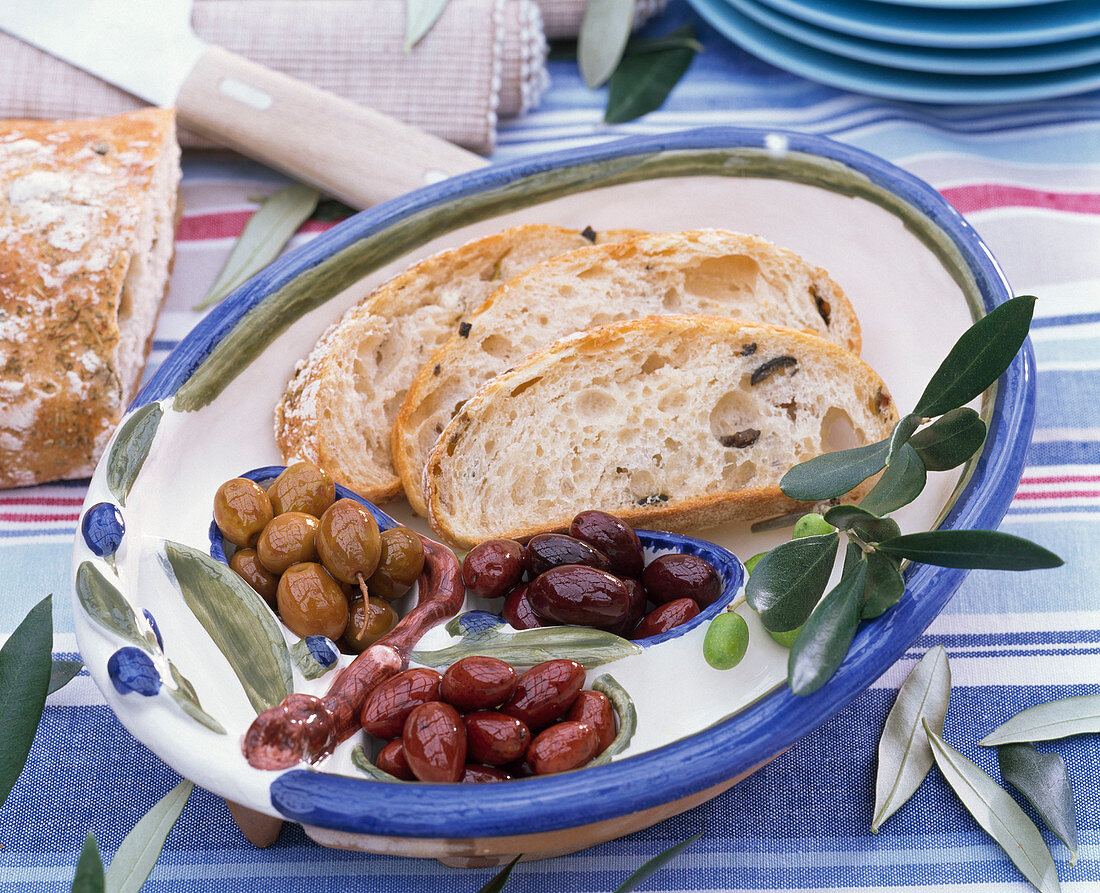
xmin=2 ymin=2 xmax=1098 ymax=889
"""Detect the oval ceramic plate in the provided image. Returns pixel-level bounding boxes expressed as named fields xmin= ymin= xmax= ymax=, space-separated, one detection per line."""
xmin=72 ymin=128 xmax=1033 ymax=859
xmin=691 ymin=0 xmax=1100 ymax=102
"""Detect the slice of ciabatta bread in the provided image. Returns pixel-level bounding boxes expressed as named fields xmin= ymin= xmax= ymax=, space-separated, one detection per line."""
xmin=395 ymin=229 xmax=860 ymax=516
xmin=0 ymin=108 xmax=180 ymax=488
xmin=424 ymin=316 xmax=897 ymax=549
xmin=274 ymin=224 xmax=641 ymax=503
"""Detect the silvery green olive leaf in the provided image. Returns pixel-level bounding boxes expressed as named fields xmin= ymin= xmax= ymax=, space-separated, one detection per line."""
xmin=877 ymin=530 xmax=1064 ymax=570
xmin=859 ymin=443 xmax=926 ymax=516
xmin=480 ymin=854 xmax=523 ymax=893
xmin=924 ymin=720 xmax=1061 ymax=893
xmin=910 ymin=407 xmax=987 ymax=471
xmin=887 ymin=413 xmax=923 ymax=466
xmin=194 ymin=183 xmax=321 ymax=310
xmin=998 ymin=743 xmax=1078 ymax=865
xmin=780 ymin=437 xmax=890 ymax=501
xmin=605 ymin=26 xmax=699 ymax=124
xmin=613 ymin=833 xmax=703 ymax=893
xmin=104 ymin=779 xmax=194 ymax=893
xmin=75 ymin=562 xmax=147 ymax=649
xmin=0 ymin=595 xmax=52 ymax=810
xmin=405 ymin=0 xmax=450 ymax=51
xmin=106 ymin=403 xmax=163 ymax=506
xmin=861 ymin=551 xmax=906 ymax=619
xmin=852 ymin=516 xmax=902 ymax=545
xmin=71 ymin=832 xmax=105 ymax=893
xmin=913 ymin=295 xmax=1037 ymax=418
xmin=980 ymin=694 xmax=1100 ymax=746
xmin=788 ymin=559 xmax=866 ymax=696
xmin=872 ymin=645 xmax=950 ymax=832
xmin=824 ymin=504 xmax=879 ymax=531
xmin=48 ymin=659 xmax=83 ymax=695
xmin=412 ymin=623 xmax=641 ymax=668
xmin=578 ymin=0 xmax=636 ymax=87
xmin=745 ymin=533 xmax=839 ymax=632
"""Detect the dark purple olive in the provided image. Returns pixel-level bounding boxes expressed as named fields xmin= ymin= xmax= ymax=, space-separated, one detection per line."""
xmin=462 ymin=539 xmax=526 ymax=599
xmin=607 ymin=577 xmax=647 ymax=638
xmin=569 ymin=510 xmax=644 ymax=578
xmin=528 ymin=565 xmax=630 ymax=630
xmin=526 ymin=533 xmax=611 ymax=577
xmin=643 ymin=554 xmax=722 ymax=608
xmin=632 ymin=597 xmax=700 ymax=639
xmin=501 ymin=583 xmax=545 ymax=630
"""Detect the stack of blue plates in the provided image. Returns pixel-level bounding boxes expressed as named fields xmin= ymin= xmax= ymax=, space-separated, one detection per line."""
xmin=686 ymin=0 xmax=1100 ymax=102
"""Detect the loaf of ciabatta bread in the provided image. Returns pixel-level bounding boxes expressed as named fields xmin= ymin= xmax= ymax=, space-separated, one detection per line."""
xmin=423 ymin=316 xmax=896 ymax=549
xmin=274 ymin=224 xmax=641 ymax=503
xmin=0 ymin=108 xmax=180 ymax=488
xmin=395 ymin=229 xmax=860 ymax=516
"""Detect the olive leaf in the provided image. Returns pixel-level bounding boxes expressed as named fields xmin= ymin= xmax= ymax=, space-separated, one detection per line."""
xmin=75 ymin=562 xmax=148 ymax=650
xmin=480 ymin=854 xmax=523 ymax=893
xmin=872 ymin=645 xmax=950 ymax=832
xmin=913 ymin=295 xmax=1036 ymax=418
xmin=852 ymin=516 xmax=902 ymax=545
xmin=106 ymin=403 xmax=163 ymax=506
xmin=586 ymin=674 xmax=637 ymax=767
xmin=886 ymin=413 xmax=923 ymax=466
xmin=71 ymin=832 xmax=105 ymax=893
xmin=979 ymin=694 xmax=1100 ymax=746
xmin=788 ymin=559 xmax=866 ymax=696
xmin=578 ymin=0 xmax=636 ymax=87
xmin=859 ymin=443 xmax=926 ymax=516
xmin=48 ymin=659 xmax=84 ymax=695
xmin=104 ymin=779 xmax=194 ymax=892
xmin=194 ymin=183 xmax=321 ymax=310
xmin=998 ymin=743 xmax=1078 ymax=865
xmin=861 ymin=552 xmax=906 ymax=619
xmin=823 ymin=504 xmax=879 ymax=531
xmin=780 ymin=438 xmax=890 ymax=502
xmin=744 ymin=533 xmax=839 ymax=632
xmin=605 ymin=26 xmax=700 ymax=124
xmin=876 ymin=530 xmax=1063 ymax=570
xmin=910 ymin=407 xmax=987 ymax=471
xmin=924 ymin=720 xmax=1061 ymax=893
xmin=613 ymin=833 xmax=703 ymax=893
xmin=412 ymin=622 xmax=641 ymax=669
xmin=405 ymin=0 xmax=450 ymax=51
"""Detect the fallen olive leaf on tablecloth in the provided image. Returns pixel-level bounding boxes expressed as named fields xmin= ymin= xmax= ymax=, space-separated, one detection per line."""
xmin=980 ymin=694 xmax=1100 ymax=746
xmin=998 ymin=743 xmax=1078 ymax=865
xmin=103 ymin=779 xmax=195 ymax=893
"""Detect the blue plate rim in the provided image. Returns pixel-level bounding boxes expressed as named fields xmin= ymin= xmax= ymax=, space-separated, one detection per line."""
xmin=129 ymin=127 xmax=1032 ymax=838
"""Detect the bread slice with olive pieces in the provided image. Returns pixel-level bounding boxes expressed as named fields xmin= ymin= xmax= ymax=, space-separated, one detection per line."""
xmin=394 ymin=229 xmax=860 ymax=516
xmin=274 ymin=224 xmax=641 ymax=503
xmin=423 ymin=315 xmax=897 ymax=549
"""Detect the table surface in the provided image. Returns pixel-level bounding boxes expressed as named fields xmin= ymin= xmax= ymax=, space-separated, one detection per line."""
xmin=2 ymin=2 xmax=1099 ymax=890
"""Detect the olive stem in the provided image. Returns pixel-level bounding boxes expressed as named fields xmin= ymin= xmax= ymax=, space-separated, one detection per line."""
xmin=847 ymin=529 xmax=876 ymax=554
xmin=356 ymin=572 xmax=369 ymax=600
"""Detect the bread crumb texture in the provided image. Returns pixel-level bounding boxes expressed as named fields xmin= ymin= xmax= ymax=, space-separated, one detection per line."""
xmin=425 ymin=316 xmax=897 ymax=548
xmin=0 ymin=108 xmax=179 ymax=487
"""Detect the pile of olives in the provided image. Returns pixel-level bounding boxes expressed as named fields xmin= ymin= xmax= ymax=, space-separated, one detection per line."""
xmin=213 ymin=462 xmax=425 ymax=653
xmin=461 ymin=510 xmax=723 ymax=639
xmin=361 ymin=657 xmax=616 ymax=782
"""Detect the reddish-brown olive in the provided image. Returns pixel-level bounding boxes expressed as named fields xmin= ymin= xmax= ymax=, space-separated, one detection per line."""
xmin=257 ymin=511 xmax=320 ymax=575
xmin=402 ymin=701 xmax=467 ymax=783
xmin=440 ymin=656 xmax=518 ymax=711
xmin=526 ymin=533 xmax=612 ymax=577
xmin=229 ymin=548 xmax=279 ymax=607
xmin=316 ymin=499 xmax=381 ymax=585
xmin=460 ymin=764 xmax=512 ymax=783
xmin=566 ymin=690 xmax=616 ymax=755
xmin=632 ymin=597 xmax=701 ymax=639
xmin=643 ymin=554 xmax=722 ymax=608
xmin=214 ymin=478 xmax=273 ymax=548
xmin=360 ymin=668 xmax=443 ymax=740
xmin=368 ymin=527 xmax=425 ymax=601
xmin=607 ymin=577 xmax=647 ymax=638
xmin=342 ymin=596 xmax=398 ymax=653
xmin=569 ymin=510 xmax=644 ymax=578
xmin=462 ymin=539 xmax=525 ymax=599
xmin=501 ymin=583 xmax=544 ymax=630
xmin=463 ymin=712 xmax=531 ymax=765
xmin=375 ymin=739 xmax=414 ymax=780
xmin=528 ymin=565 xmax=630 ymax=630
xmin=267 ymin=461 xmax=335 ymax=517
xmin=502 ymin=659 xmax=586 ymax=730
xmin=275 ymin=562 xmax=349 ymax=640
xmin=528 ymin=721 xmax=598 ymax=775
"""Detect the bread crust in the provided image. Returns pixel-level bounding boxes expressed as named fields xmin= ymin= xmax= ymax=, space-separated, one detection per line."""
xmin=395 ymin=229 xmax=861 ymax=517
xmin=0 ymin=108 xmax=179 ymax=488
xmin=423 ymin=315 xmax=897 ymax=549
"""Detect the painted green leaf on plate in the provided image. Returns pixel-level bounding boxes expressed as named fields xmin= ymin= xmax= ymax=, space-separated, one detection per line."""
xmin=75 ymin=562 xmax=147 ymax=649
xmin=998 ymin=743 xmax=1078 ymax=864
xmin=586 ymin=674 xmax=637 ymax=767
xmin=980 ymin=694 xmax=1100 ymax=745
xmin=165 ymin=664 xmax=226 ymax=735
xmin=106 ymin=403 xmax=163 ymax=506
xmin=412 ymin=624 xmax=641 ymax=669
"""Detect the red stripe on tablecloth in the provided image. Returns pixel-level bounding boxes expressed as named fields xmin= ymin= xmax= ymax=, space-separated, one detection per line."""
xmin=0 ymin=512 xmax=79 ymax=522
xmin=940 ymin=185 xmax=1100 ymax=216
xmin=176 ymin=212 xmax=342 ymax=242
xmin=1013 ymin=489 xmax=1100 ymax=500
xmin=1020 ymin=474 xmax=1100 ymax=485
xmin=0 ymin=496 xmax=84 ymax=505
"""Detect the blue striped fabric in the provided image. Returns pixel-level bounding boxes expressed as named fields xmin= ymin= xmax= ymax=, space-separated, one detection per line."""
xmin=3 ymin=1 xmax=1099 ymax=888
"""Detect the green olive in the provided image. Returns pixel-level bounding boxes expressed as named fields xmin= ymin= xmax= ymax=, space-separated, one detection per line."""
xmin=214 ymin=478 xmax=274 ymax=548
xmin=257 ymin=511 xmax=320 ymax=574
xmin=229 ymin=547 xmax=279 ymax=607
xmin=703 ymin=611 xmax=750 ymax=670
xmin=792 ymin=512 xmax=834 ymax=539
xmin=316 ymin=499 xmax=381 ymax=585
xmin=276 ymin=562 xmax=348 ymax=640
xmin=342 ymin=596 xmax=398 ymax=652
xmin=267 ymin=461 xmax=335 ymax=517
xmin=767 ymin=625 xmax=802 ymax=648
xmin=367 ymin=527 xmax=425 ymax=601
xmin=743 ymin=551 xmax=767 ymax=576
